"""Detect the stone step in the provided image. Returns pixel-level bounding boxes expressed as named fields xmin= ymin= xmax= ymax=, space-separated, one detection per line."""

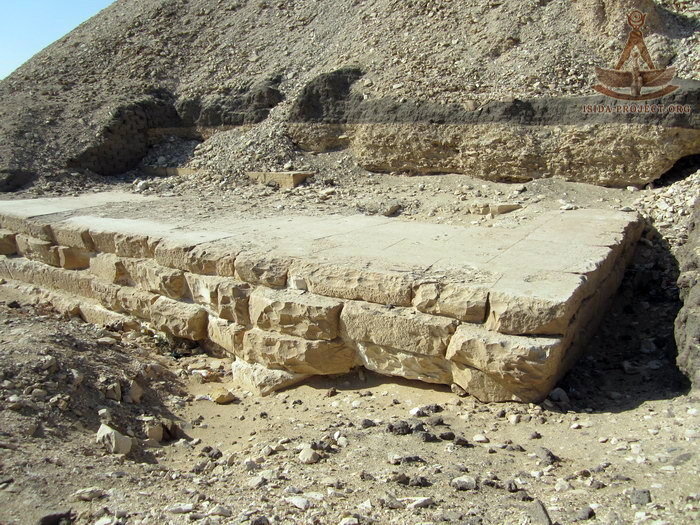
xmin=0 ymin=192 xmax=643 ymax=401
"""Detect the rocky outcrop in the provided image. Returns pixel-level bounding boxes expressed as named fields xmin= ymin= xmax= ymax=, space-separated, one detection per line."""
xmin=289 ymin=72 xmax=700 ymax=188
xmin=0 ymin=192 xmax=644 ymax=402
xmin=676 ymin=202 xmax=700 ymax=387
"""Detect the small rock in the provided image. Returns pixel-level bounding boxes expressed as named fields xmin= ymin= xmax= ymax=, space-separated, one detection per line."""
xmin=406 ymin=496 xmax=435 ymax=509
xmin=208 ymin=505 xmax=232 ymax=517
xmin=527 ymin=500 xmax=552 ymax=525
xmin=285 ymin=496 xmax=312 ymax=510
xmin=534 ymin=446 xmax=558 ymax=466
xmin=473 ymin=434 xmax=489 ymax=443
xmin=212 ymin=388 xmax=238 ymax=405
xmin=165 ymin=503 xmax=195 ymax=514
xmin=299 ymin=447 xmax=321 ymax=464
xmin=573 ymin=506 xmax=595 ymax=521
xmin=360 ymin=418 xmax=376 ymax=428
xmin=549 ymin=387 xmax=570 ymax=404
xmin=71 ymin=487 xmax=107 ymax=501
xmin=629 ymin=489 xmax=652 ymax=505
xmin=387 ymin=420 xmax=412 ymax=435
xmin=96 ymin=424 xmax=133 ymax=455
xmin=451 ymin=475 xmax=478 ymax=491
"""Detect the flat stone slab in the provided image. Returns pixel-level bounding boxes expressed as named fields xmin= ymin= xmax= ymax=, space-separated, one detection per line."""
xmin=0 ymin=192 xmax=643 ymax=401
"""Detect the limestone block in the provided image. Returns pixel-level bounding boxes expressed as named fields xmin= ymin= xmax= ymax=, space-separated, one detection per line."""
xmin=291 ymin=261 xmax=413 ymax=306
xmin=485 ymin=273 xmax=589 ymax=335
xmin=231 ymin=359 xmax=309 ymax=396
xmin=0 ymin=215 xmax=52 ymax=241
xmin=149 ymin=296 xmax=208 ymax=340
xmin=208 ymin=316 xmax=246 ymax=354
xmin=235 ymin=252 xmax=289 ymax=287
xmin=357 ymin=342 xmax=452 ymax=384
xmin=15 ymin=234 xmax=60 ymax=267
xmin=249 ymin=287 xmax=343 ymax=340
xmin=79 ymin=303 xmax=140 ymax=331
xmin=89 ymin=253 xmax=130 ymax=285
xmin=241 ymin=329 xmax=357 ymax=375
xmin=154 ymin=239 xmax=236 ymax=276
xmin=116 ymin=288 xmax=157 ymax=320
xmin=446 ymin=324 xmax=565 ymax=402
xmin=185 ymin=273 xmax=223 ymax=308
xmin=90 ymin=230 xmax=156 ymax=259
xmin=340 ymin=301 xmax=457 ymax=356
xmin=51 ymin=223 xmax=95 ymax=251
xmin=0 ymin=230 xmax=17 ymax=255
xmin=57 ymin=246 xmax=90 ymax=270
xmin=412 ymin=281 xmax=488 ymax=322
xmin=123 ymin=258 xmax=187 ymax=299
xmin=216 ymin=279 xmax=251 ymax=325
xmin=0 ymin=256 xmax=121 ymax=310
xmin=450 ymin=363 xmax=521 ymax=403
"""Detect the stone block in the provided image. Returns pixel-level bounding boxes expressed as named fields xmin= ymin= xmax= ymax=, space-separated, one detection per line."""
xmin=231 ymin=359 xmax=309 ymax=396
xmin=123 ymin=258 xmax=187 ymax=299
xmin=116 ymin=287 xmax=157 ymax=320
xmin=149 ymin=296 xmax=208 ymax=340
xmin=412 ymin=281 xmax=488 ymax=322
xmin=446 ymin=323 xmax=565 ymax=402
xmin=357 ymin=342 xmax=452 ymax=384
xmin=450 ymin=363 xmax=521 ymax=403
xmin=15 ymin=234 xmax=60 ymax=267
xmin=235 ymin=252 xmax=289 ymax=287
xmin=340 ymin=301 xmax=457 ymax=356
xmin=80 ymin=302 xmax=140 ymax=331
xmin=246 ymin=171 xmax=314 ymax=189
xmin=0 ymin=214 xmax=52 ymax=241
xmin=90 ymin=230 xmax=156 ymax=259
xmin=249 ymin=287 xmax=343 ymax=340
xmin=208 ymin=316 xmax=246 ymax=354
xmin=241 ymin=328 xmax=357 ymax=375
xmin=57 ymin=246 xmax=90 ymax=270
xmin=51 ymin=223 xmax=95 ymax=251
xmin=485 ymin=273 xmax=589 ymax=335
xmin=89 ymin=253 xmax=130 ymax=285
xmin=291 ymin=261 xmax=413 ymax=306
xmin=185 ymin=273 xmax=222 ymax=308
xmin=0 ymin=230 xmax=17 ymax=255
xmin=154 ymin=239 xmax=236 ymax=276
xmin=216 ymin=279 xmax=251 ymax=325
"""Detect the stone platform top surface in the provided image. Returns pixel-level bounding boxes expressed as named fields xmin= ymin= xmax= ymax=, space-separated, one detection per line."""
xmin=0 ymin=191 xmax=641 ymax=332
xmin=0 ymin=191 xmax=637 ymax=279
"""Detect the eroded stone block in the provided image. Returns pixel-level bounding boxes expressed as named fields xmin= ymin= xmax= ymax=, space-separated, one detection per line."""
xmin=216 ymin=279 xmax=251 ymax=325
xmin=231 ymin=359 xmax=309 ymax=396
xmin=249 ymin=287 xmax=343 ymax=340
xmin=15 ymin=234 xmax=60 ymax=267
xmin=357 ymin=342 xmax=452 ymax=384
xmin=57 ymin=246 xmax=91 ymax=270
xmin=291 ymin=261 xmax=412 ymax=306
xmin=340 ymin=301 xmax=457 ymax=356
xmin=412 ymin=281 xmax=488 ymax=322
xmin=208 ymin=316 xmax=246 ymax=354
xmin=0 ymin=230 xmax=17 ymax=255
xmin=123 ymin=258 xmax=187 ymax=299
xmin=89 ymin=253 xmax=130 ymax=285
xmin=446 ymin=323 xmax=564 ymax=402
xmin=241 ymin=328 xmax=357 ymax=375
xmin=149 ymin=296 xmax=208 ymax=340
xmin=235 ymin=253 xmax=289 ymax=287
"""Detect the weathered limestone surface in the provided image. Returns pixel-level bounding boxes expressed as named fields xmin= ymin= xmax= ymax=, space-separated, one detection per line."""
xmin=0 ymin=192 xmax=644 ymax=401
xmin=289 ymin=70 xmax=700 ymax=188
xmin=249 ymin=287 xmax=343 ymax=341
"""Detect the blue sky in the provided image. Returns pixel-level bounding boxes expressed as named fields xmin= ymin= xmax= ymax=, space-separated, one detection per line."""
xmin=0 ymin=1 xmax=114 ymax=80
